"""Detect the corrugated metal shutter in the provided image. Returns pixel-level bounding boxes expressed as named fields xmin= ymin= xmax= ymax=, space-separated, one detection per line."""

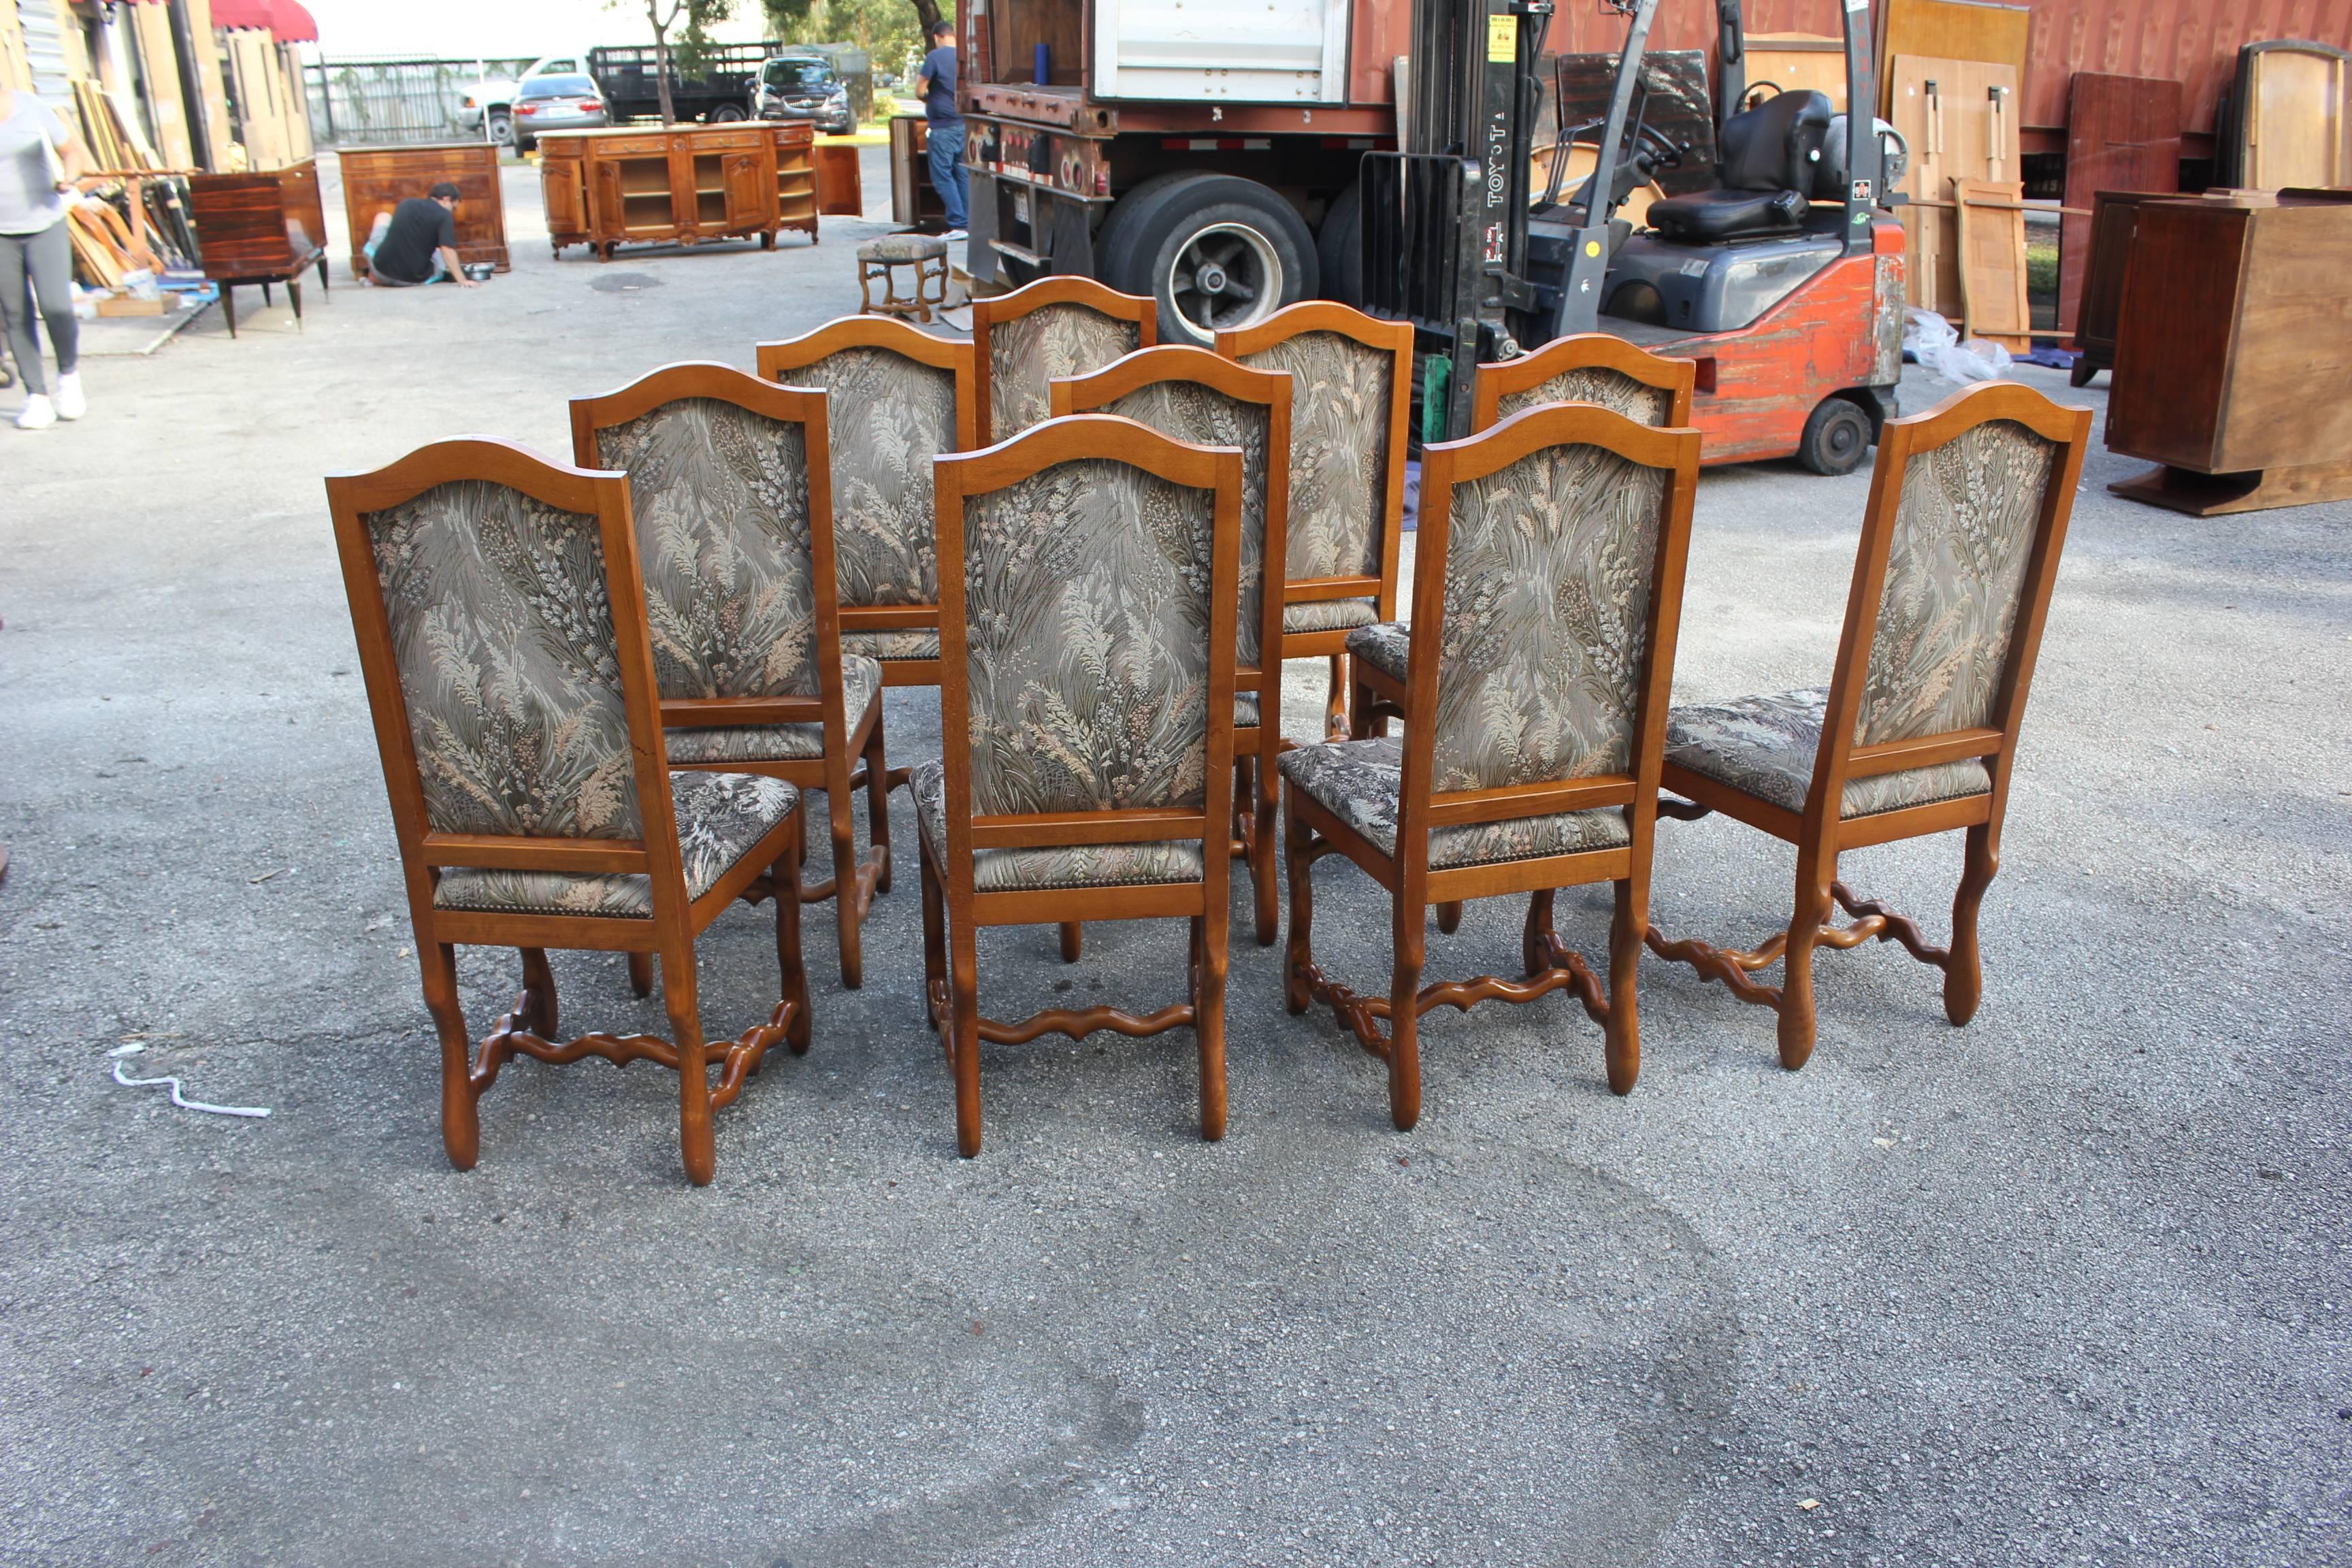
xmin=16 ymin=0 xmax=69 ymax=105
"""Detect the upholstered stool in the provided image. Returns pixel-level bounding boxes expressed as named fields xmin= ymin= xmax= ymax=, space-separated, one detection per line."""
xmin=857 ymin=234 xmax=951 ymax=323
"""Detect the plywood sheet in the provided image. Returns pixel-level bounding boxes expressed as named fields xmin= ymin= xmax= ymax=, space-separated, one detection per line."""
xmin=1890 ymin=55 xmax=2019 ymax=318
xmin=1742 ymin=33 xmax=1846 ymax=112
xmin=1955 ymin=177 xmax=2030 ymax=346
xmin=2059 ymin=72 xmax=2179 ymax=334
xmin=1878 ymin=0 xmax=2030 ymax=119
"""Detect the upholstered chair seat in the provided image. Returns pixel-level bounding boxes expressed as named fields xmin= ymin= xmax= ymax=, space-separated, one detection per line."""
xmin=1279 ymin=737 xmax=1632 ymax=870
xmin=436 ymin=772 xmax=801 ymax=917
xmin=661 ymin=656 xmax=885 ymax=764
xmin=1284 ymin=598 xmax=1381 ymax=634
xmin=840 ymin=627 xmax=942 ymax=664
xmin=1663 ymin=688 xmax=1993 ymax=820
xmin=911 ymin=760 xmax=1207 ymax=894
xmin=1344 ymin=621 xmax=1411 ymax=683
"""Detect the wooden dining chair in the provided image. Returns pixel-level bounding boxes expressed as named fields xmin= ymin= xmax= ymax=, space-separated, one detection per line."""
xmin=1283 ymin=405 xmax=1698 ymax=1127
xmin=1216 ymin=301 xmax=1413 ymax=741
xmin=755 ymin=316 xmax=979 ymax=691
xmin=570 ymin=362 xmax=890 ymax=990
xmin=326 ymin=438 xmax=811 ymax=1186
xmin=1049 ymin=345 xmax=1291 ymax=947
xmin=970 ymin=275 xmax=1158 ymax=444
xmin=1472 ymin=333 xmax=1697 ymax=431
xmin=918 ymin=414 xmax=1243 ymax=1156
xmin=1645 ymin=381 xmax=2093 ymax=1068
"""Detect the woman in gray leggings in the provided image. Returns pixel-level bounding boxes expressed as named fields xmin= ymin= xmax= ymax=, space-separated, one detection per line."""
xmin=0 ymin=86 xmax=89 ymax=431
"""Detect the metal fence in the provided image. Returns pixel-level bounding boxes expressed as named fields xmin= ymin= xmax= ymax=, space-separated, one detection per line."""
xmin=304 ymin=57 xmax=534 ymax=147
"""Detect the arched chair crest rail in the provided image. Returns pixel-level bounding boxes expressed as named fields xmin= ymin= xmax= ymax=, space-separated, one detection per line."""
xmin=970 ymin=275 xmax=1158 ymax=444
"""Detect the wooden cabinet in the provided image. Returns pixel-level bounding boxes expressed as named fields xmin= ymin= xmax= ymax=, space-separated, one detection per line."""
xmin=541 ymin=123 xmax=819 ymax=260
xmin=2107 ymin=189 xmax=2352 ymax=514
xmin=889 ymin=115 xmax=949 ymax=230
xmin=336 ymin=143 xmax=509 ymax=280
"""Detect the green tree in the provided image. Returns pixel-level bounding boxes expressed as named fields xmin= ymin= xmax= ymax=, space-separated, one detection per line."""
xmin=763 ymin=0 xmax=932 ymax=76
xmin=612 ymin=0 xmax=739 ymax=124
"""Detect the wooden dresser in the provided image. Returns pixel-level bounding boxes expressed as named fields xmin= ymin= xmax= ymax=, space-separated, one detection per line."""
xmin=336 ymin=143 xmax=509 ymax=280
xmin=2107 ymin=189 xmax=2352 ymax=515
xmin=540 ymin=122 xmax=819 ymax=260
xmin=186 ymin=159 xmax=331 ymax=338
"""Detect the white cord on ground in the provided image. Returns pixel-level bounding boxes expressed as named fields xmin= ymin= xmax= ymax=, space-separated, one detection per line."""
xmin=106 ymin=1045 xmax=272 ymax=1118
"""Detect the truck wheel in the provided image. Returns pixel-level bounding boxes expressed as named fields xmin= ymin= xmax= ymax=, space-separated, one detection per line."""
xmin=487 ymin=110 xmax=513 ymax=146
xmin=1101 ymin=173 xmax=1316 ymax=346
xmin=1797 ymin=396 xmax=1873 ymax=476
xmin=1317 ymin=180 xmax=1362 ymax=308
xmin=708 ymin=103 xmax=747 ymax=123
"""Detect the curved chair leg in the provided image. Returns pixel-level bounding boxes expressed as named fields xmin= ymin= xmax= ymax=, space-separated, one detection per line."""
xmin=419 ymin=942 xmax=478 ymax=1171
xmin=664 ymin=949 xmax=716 ymax=1186
xmin=518 ymin=947 xmax=558 ymax=1038
xmin=1283 ymin=787 xmax=1316 ymax=1015
xmin=1059 ymin=922 xmax=1083 ymax=963
xmin=864 ymin=720 xmax=893 ymax=895
xmin=949 ymin=926 xmax=983 ymax=1158
xmin=1435 ymin=901 xmax=1463 ymax=934
xmin=1324 ymin=653 xmax=1350 ymax=741
xmin=830 ymin=786 xmax=864 ymax=990
xmin=1521 ymin=888 xmax=1558 ymax=977
xmin=1944 ymin=823 xmax=1998 ymax=1026
xmin=919 ymin=836 xmax=947 ymax=1030
xmin=1778 ymin=849 xmax=1835 ymax=1071
xmin=774 ymin=831 xmax=811 ymax=1055
xmin=1193 ymin=915 xmax=1228 ymax=1141
xmin=1603 ymin=878 xmax=1644 ymax=1094
xmin=1250 ymin=757 xmax=1279 ymax=947
xmin=1388 ymin=898 xmax=1426 ymax=1131
xmin=627 ymin=951 xmax=655 ymax=998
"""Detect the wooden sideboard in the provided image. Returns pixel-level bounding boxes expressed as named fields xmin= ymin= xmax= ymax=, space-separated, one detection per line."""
xmin=540 ymin=122 xmax=819 ymax=260
xmin=187 ymin=159 xmax=331 ymax=338
xmin=889 ymin=115 xmax=949 ymax=231
xmin=336 ymin=142 xmax=509 ymax=280
xmin=2106 ymin=189 xmax=2352 ymax=515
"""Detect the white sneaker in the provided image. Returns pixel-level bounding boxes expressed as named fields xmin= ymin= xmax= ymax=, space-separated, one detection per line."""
xmin=945 ymin=228 xmax=968 ymax=241
xmin=14 ymin=395 xmax=55 ymax=430
xmin=54 ymin=372 xmax=84 ymax=421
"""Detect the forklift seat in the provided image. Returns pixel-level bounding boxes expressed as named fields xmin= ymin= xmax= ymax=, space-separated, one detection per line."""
xmin=1645 ymin=89 xmax=1833 ymax=244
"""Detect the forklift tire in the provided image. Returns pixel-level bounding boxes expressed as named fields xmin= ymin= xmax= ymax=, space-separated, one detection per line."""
xmin=1797 ymin=397 xmax=1874 ymax=476
xmin=1099 ymin=172 xmax=1316 ymax=346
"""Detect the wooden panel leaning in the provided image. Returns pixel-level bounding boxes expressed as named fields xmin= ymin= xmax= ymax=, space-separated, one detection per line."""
xmin=1280 ymin=404 xmax=1700 ymax=1129
xmin=1646 ymin=380 xmax=2093 ymax=1070
xmin=570 ymin=363 xmax=891 ymax=990
xmin=187 ymin=166 xmax=331 ymax=340
xmin=1217 ymin=301 xmax=1414 ymax=742
xmin=325 ymin=439 xmax=811 ymax=1186
xmin=756 ymin=316 xmax=979 ymax=691
xmin=1049 ymin=345 xmax=1292 ymax=948
xmin=969 ymin=275 xmax=1157 ymax=445
xmin=920 ymin=414 xmax=1244 ymax=1157
xmin=1470 ymin=332 xmax=1697 ymax=433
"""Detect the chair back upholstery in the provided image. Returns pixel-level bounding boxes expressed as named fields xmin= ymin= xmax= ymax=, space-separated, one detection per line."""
xmin=1414 ymin=407 xmax=1697 ymax=796
xmin=326 ymin=440 xmax=683 ymax=906
xmin=570 ymin=363 xmax=840 ymax=707
xmin=757 ymin=317 xmax=976 ymax=612
xmin=1218 ymin=302 xmax=1411 ymax=593
xmin=1473 ymin=333 xmax=1697 ymax=432
xmin=1049 ymin=346 xmax=1289 ymax=676
xmin=1834 ymin=376 xmax=2097 ymax=752
xmin=934 ymin=415 xmax=1243 ymax=822
xmin=973 ymin=278 xmax=1157 ymax=444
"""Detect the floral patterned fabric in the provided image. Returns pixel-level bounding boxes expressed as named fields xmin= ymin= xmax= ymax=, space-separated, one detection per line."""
xmin=912 ymin=759 xmax=1206 ymax=894
xmin=1237 ymin=330 xmax=1394 ymax=583
xmin=1345 ymin=621 xmax=1411 ymax=683
xmin=662 ymin=654 xmax=884 ymax=764
xmin=843 ymin=627 xmax=941 ymax=663
xmin=1861 ymin=419 xmax=2056 ymax=746
xmin=1235 ymin=693 xmax=1261 ymax=730
xmin=1492 ymin=365 xmax=1673 ymax=427
xmin=364 ymin=479 xmax=641 ymax=840
xmin=1100 ymin=378 xmax=1271 ymax=670
xmin=775 ymin=345 xmax=953 ymax=609
xmin=986 ymin=304 xmax=1142 ymax=442
xmin=1665 ymin=688 xmax=1991 ymax=819
xmin=961 ymin=457 xmax=1219 ymax=817
xmin=1284 ymin=598 xmax=1379 ymax=635
xmin=434 ymin=771 xmax=800 ymax=919
xmin=594 ymin=397 xmax=820 ymax=702
xmin=1279 ymin=738 xmax=1630 ymax=870
xmin=1428 ymin=442 xmax=1667 ymax=794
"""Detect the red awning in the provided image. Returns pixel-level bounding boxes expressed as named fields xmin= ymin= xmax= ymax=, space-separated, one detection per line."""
xmin=208 ymin=0 xmax=320 ymax=44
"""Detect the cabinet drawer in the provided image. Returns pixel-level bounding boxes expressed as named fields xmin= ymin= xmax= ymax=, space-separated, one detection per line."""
xmin=691 ymin=131 xmax=768 ymax=152
xmin=595 ymin=136 xmax=672 ymax=156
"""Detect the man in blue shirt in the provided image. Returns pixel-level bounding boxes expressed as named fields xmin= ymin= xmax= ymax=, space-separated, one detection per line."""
xmin=915 ymin=19 xmax=968 ymax=239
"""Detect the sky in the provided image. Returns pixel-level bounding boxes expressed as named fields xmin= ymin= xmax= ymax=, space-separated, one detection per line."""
xmin=298 ymin=0 xmax=777 ymax=61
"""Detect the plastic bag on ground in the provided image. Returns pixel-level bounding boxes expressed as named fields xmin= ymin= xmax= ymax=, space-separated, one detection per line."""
xmin=1902 ymin=307 xmax=2012 ymax=382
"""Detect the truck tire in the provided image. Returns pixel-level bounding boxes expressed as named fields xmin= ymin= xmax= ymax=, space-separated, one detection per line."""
xmin=708 ymin=103 xmax=747 ymax=123
xmin=1317 ymin=180 xmax=1363 ymax=308
xmin=1100 ymin=173 xmax=1317 ymax=346
xmin=486 ymin=109 xmax=513 ymax=146
xmin=1796 ymin=395 xmax=1874 ymax=476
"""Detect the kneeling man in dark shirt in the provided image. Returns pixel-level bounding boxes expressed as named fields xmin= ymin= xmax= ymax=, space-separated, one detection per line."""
xmin=365 ymin=182 xmax=479 ymax=288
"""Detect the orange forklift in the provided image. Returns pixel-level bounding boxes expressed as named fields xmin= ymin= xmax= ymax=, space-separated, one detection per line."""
xmin=1360 ymin=0 xmax=1908 ymax=472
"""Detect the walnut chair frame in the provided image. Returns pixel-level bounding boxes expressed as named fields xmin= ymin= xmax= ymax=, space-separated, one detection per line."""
xmin=570 ymin=362 xmax=891 ymax=990
xmin=327 ymin=438 xmax=811 ymax=1186
xmin=1645 ymin=382 xmax=2093 ymax=1068
xmin=970 ymin=276 xmax=1158 ymax=444
xmin=1471 ymin=332 xmax=1697 ymax=431
xmin=1216 ymin=301 xmax=1414 ymax=741
xmin=921 ymin=414 xmax=1243 ymax=1156
xmin=1049 ymin=345 xmax=1292 ymax=948
xmin=1285 ymin=406 xmax=1700 ymax=1128
xmin=755 ymin=315 xmax=979 ymax=691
